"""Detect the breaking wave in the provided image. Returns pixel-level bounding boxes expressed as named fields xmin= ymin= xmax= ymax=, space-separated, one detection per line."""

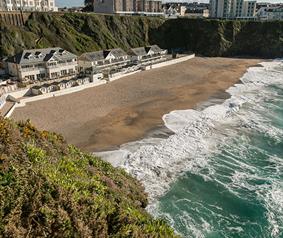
xmin=94 ymin=60 xmax=283 ymax=237
xmin=118 ymin=60 xmax=283 ymax=237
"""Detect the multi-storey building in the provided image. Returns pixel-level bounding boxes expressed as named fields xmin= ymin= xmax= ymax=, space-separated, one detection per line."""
xmin=0 ymin=0 xmax=58 ymax=12
xmin=257 ymin=5 xmax=283 ymax=21
xmin=0 ymin=0 xmax=6 ymax=10
xmin=210 ymin=0 xmax=256 ymax=19
xmin=7 ymin=48 xmax=78 ymax=82
xmin=78 ymin=48 xmax=130 ymax=72
xmin=92 ymin=0 xmax=162 ymax=15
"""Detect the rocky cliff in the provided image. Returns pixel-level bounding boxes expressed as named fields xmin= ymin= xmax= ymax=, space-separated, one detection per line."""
xmin=0 ymin=13 xmax=282 ymax=58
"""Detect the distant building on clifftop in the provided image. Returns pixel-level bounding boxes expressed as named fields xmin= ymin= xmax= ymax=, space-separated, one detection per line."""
xmin=0 ymin=0 xmax=58 ymax=12
xmin=209 ymin=0 xmax=256 ymax=19
xmin=88 ymin=0 xmax=163 ymax=16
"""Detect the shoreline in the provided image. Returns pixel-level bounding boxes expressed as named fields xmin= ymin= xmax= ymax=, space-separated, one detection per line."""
xmin=11 ymin=57 xmax=262 ymax=153
xmin=95 ymin=89 xmax=234 ymax=166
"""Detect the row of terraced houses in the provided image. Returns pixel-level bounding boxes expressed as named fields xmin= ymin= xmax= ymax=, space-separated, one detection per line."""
xmin=5 ymin=45 xmax=167 ymax=83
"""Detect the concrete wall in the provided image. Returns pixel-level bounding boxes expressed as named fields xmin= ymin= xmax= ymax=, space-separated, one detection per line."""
xmin=4 ymin=102 xmax=16 ymax=118
xmin=0 ymin=94 xmax=7 ymax=109
xmin=10 ymin=80 xmax=107 ymax=111
xmin=0 ymin=11 xmax=31 ymax=26
xmin=7 ymin=88 xmax=30 ymax=98
xmin=145 ymin=54 xmax=195 ymax=70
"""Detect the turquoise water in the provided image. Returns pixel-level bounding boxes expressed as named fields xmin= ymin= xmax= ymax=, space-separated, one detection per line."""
xmin=121 ymin=61 xmax=283 ymax=237
xmin=157 ymin=65 xmax=283 ymax=237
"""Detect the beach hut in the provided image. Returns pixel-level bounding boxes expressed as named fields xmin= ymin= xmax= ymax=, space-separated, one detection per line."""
xmin=76 ymin=77 xmax=90 ymax=85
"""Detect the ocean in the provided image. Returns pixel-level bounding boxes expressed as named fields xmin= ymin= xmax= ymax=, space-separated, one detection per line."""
xmin=102 ymin=60 xmax=283 ymax=237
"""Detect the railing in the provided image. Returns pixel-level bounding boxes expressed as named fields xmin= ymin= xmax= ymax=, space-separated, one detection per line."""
xmin=96 ymin=60 xmax=130 ymax=69
xmin=47 ymin=62 xmax=77 ymax=68
xmin=20 ymin=62 xmax=77 ymax=71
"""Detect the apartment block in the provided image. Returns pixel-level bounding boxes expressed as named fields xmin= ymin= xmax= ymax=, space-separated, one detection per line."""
xmin=0 ymin=0 xmax=58 ymax=12
xmin=210 ymin=0 xmax=256 ymax=19
xmin=92 ymin=0 xmax=162 ymax=14
xmin=7 ymin=48 xmax=78 ymax=82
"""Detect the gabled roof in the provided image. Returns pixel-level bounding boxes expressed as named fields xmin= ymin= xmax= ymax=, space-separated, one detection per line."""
xmin=130 ymin=47 xmax=148 ymax=56
xmin=79 ymin=51 xmax=105 ymax=62
xmin=108 ymin=48 xmax=128 ymax=58
xmin=131 ymin=45 xmax=164 ymax=56
xmin=79 ymin=48 xmax=128 ymax=62
xmin=7 ymin=48 xmax=77 ymax=65
xmin=146 ymin=45 xmax=163 ymax=53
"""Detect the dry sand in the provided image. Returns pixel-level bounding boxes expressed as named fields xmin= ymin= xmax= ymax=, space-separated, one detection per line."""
xmin=12 ymin=57 xmax=262 ymax=152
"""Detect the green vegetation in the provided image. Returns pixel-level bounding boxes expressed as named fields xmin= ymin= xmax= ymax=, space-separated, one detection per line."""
xmin=0 ymin=13 xmax=282 ymax=58
xmin=0 ymin=117 xmax=178 ymax=237
xmin=154 ymin=18 xmax=283 ymax=58
xmin=0 ymin=13 xmax=164 ymax=57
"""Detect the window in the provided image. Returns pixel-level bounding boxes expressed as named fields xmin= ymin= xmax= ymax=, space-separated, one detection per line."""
xmin=51 ymin=72 xmax=59 ymax=78
xmin=26 ymin=75 xmax=35 ymax=81
xmin=61 ymin=70 xmax=67 ymax=75
xmin=36 ymin=73 xmax=46 ymax=79
xmin=48 ymin=62 xmax=56 ymax=66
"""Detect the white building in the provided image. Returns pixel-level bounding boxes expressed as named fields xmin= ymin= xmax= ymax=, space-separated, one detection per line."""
xmin=78 ymin=48 xmax=130 ymax=72
xmin=257 ymin=6 xmax=283 ymax=21
xmin=3 ymin=0 xmax=58 ymax=11
xmin=210 ymin=0 xmax=256 ymax=19
xmin=7 ymin=48 xmax=78 ymax=82
xmin=130 ymin=45 xmax=167 ymax=63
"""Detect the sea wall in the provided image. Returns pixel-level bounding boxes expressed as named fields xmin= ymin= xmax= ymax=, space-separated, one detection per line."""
xmin=144 ymin=54 xmax=195 ymax=70
xmin=0 ymin=12 xmax=282 ymax=58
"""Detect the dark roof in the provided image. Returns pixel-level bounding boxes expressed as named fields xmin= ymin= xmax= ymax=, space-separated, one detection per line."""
xmin=79 ymin=51 xmax=105 ymax=62
xmin=79 ymin=48 xmax=128 ymax=62
xmin=7 ymin=48 xmax=77 ymax=65
xmin=147 ymin=45 xmax=163 ymax=53
xmin=41 ymin=83 xmax=50 ymax=88
xmin=130 ymin=47 xmax=148 ymax=56
xmin=108 ymin=48 xmax=127 ymax=58
xmin=131 ymin=45 xmax=164 ymax=56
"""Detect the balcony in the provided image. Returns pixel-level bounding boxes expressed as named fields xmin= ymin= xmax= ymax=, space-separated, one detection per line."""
xmin=47 ymin=61 xmax=77 ymax=68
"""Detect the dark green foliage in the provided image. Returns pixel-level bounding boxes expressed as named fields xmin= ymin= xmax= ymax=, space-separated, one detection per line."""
xmin=0 ymin=117 xmax=178 ymax=237
xmin=0 ymin=13 xmax=163 ymax=57
xmin=151 ymin=18 xmax=283 ymax=57
xmin=0 ymin=13 xmax=282 ymax=58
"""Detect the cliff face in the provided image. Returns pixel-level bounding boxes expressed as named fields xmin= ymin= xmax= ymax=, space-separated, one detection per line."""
xmin=0 ymin=117 xmax=177 ymax=237
xmin=0 ymin=13 xmax=164 ymax=57
xmin=0 ymin=13 xmax=282 ymax=58
xmin=153 ymin=18 xmax=283 ymax=58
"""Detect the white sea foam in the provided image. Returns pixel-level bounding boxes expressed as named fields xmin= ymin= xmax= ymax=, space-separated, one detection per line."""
xmin=121 ymin=60 xmax=283 ymax=204
xmin=99 ymin=59 xmax=283 ymax=237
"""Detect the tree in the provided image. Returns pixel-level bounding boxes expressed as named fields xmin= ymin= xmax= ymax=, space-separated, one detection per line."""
xmin=84 ymin=0 xmax=94 ymax=12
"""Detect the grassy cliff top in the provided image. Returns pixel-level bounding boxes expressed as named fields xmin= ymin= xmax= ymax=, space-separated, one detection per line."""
xmin=0 ymin=12 xmax=282 ymax=58
xmin=0 ymin=117 xmax=178 ymax=237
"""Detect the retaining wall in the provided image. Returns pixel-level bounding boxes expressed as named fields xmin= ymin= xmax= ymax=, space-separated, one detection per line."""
xmin=145 ymin=54 xmax=195 ymax=70
xmin=9 ymin=80 xmax=107 ymax=112
xmin=0 ymin=11 xmax=31 ymax=26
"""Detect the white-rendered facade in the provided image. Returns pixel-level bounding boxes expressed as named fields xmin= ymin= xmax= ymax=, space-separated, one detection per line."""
xmin=7 ymin=48 xmax=78 ymax=82
xmin=3 ymin=0 xmax=58 ymax=11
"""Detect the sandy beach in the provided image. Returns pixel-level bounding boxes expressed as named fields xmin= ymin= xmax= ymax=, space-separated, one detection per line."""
xmin=12 ymin=57 xmax=261 ymax=152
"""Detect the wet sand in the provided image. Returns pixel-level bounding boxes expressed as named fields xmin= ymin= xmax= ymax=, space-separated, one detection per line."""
xmin=12 ymin=57 xmax=262 ymax=152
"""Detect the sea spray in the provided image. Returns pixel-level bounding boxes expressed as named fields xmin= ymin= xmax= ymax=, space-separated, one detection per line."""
xmin=119 ymin=60 xmax=283 ymax=237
